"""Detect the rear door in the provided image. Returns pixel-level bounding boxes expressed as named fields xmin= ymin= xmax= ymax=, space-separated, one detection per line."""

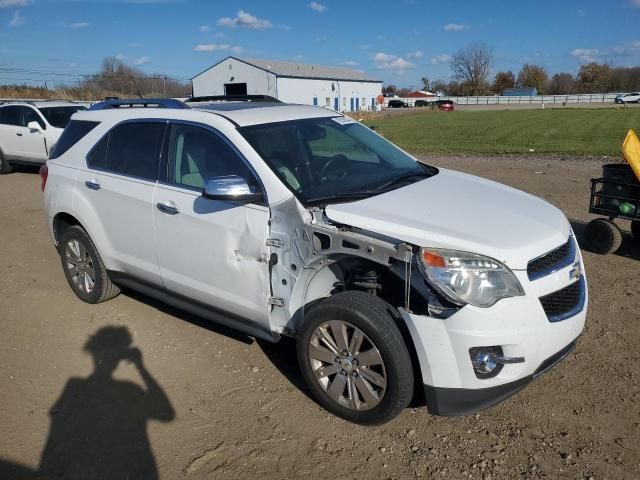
xmin=0 ymin=106 xmax=24 ymax=159
xmin=78 ymin=120 xmax=166 ymax=285
xmin=152 ymin=121 xmax=271 ymax=326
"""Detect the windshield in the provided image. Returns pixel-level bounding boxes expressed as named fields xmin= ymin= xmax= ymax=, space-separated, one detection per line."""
xmin=39 ymin=106 xmax=86 ymax=128
xmin=240 ymin=117 xmax=436 ymax=204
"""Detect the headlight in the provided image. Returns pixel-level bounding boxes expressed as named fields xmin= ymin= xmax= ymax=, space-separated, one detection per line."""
xmin=418 ymin=248 xmax=524 ymax=308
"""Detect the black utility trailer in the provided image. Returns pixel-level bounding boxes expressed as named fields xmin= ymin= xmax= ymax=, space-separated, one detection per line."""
xmin=585 ymin=164 xmax=640 ymax=254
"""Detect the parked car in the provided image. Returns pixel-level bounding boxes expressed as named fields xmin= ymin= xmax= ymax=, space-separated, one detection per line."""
xmin=615 ymin=93 xmax=640 ymax=104
xmin=0 ymin=101 xmax=87 ymax=174
xmin=414 ymin=100 xmax=430 ymax=107
xmin=436 ymin=99 xmax=455 ymax=111
xmin=42 ymin=98 xmax=587 ymax=425
xmin=387 ymin=99 xmax=408 ymax=108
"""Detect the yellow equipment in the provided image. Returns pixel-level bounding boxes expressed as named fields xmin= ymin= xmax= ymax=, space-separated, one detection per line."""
xmin=622 ymin=129 xmax=640 ymax=182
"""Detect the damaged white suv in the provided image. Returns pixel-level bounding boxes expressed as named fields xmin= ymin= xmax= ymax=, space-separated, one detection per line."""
xmin=42 ymin=97 xmax=587 ymax=425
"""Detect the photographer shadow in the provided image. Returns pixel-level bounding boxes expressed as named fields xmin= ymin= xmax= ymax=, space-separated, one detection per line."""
xmin=37 ymin=326 xmax=175 ymax=480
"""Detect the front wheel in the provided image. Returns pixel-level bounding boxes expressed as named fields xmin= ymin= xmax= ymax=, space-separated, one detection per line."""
xmin=297 ymin=291 xmax=414 ymax=425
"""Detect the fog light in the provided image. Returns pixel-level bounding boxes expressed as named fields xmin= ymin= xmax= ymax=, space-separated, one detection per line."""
xmin=469 ymin=346 xmax=503 ymax=378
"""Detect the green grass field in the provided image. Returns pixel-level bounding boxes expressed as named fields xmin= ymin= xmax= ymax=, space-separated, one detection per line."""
xmin=365 ymin=108 xmax=640 ymax=156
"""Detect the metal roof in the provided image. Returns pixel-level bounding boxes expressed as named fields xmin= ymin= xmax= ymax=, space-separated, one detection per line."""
xmin=193 ymin=56 xmax=381 ymax=83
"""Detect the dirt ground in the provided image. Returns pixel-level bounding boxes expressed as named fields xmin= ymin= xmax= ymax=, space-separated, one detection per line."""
xmin=1 ymin=156 xmax=639 ymax=480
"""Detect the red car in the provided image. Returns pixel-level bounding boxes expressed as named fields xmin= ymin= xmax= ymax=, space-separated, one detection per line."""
xmin=436 ymin=99 xmax=454 ymax=111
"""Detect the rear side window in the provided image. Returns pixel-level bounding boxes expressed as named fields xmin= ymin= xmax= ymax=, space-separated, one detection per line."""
xmin=50 ymin=120 xmax=99 ymax=160
xmin=87 ymin=122 xmax=165 ymax=181
xmin=0 ymin=106 xmax=21 ymax=126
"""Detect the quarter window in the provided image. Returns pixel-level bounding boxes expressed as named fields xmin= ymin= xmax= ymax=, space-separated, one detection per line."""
xmin=50 ymin=120 xmax=99 ymax=160
xmin=0 ymin=106 xmax=22 ymax=126
xmin=167 ymin=124 xmax=256 ymax=191
xmin=86 ymin=122 xmax=164 ymax=181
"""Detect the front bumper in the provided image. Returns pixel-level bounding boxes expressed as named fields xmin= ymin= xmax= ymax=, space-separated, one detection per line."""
xmin=423 ymin=339 xmax=577 ymax=415
xmin=400 ymin=253 xmax=587 ymax=415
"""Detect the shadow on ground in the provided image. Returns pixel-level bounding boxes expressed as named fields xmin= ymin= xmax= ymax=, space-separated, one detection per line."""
xmin=2 ymin=325 xmax=175 ymax=480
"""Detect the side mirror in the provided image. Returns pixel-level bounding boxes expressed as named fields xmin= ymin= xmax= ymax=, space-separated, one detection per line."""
xmin=27 ymin=121 xmax=43 ymax=132
xmin=202 ymin=175 xmax=264 ymax=203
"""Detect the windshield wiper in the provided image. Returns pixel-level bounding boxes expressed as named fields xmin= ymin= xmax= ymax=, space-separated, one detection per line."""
xmin=375 ymin=169 xmax=437 ymax=192
xmin=305 ymin=190 xmax=378 ymax=205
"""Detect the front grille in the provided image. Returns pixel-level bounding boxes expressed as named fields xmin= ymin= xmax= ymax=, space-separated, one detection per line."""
xmin=539 ymin=276 xmax=585 ymax=322
xmin=527 ymin=237 xmax=573 ymax=280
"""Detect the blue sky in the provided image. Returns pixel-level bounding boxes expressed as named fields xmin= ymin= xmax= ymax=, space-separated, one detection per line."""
xmin=1 ymin=0 xmax=640 ymax=88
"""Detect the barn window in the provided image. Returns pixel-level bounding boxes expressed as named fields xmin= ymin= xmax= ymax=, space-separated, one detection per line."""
xmin=325 ymin=97 xmax=330 ymax=107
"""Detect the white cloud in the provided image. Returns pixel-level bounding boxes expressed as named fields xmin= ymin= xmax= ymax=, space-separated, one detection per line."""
xmin=194 ymin=44 xmax=242 ymax=53
xmin=431 ymin=54 xmax=452 ymax=64
xmin=278 ymin=24 xmax=291 ymax=30
xmin=373 ymin=52 xmax=415 ymax=72
xmin=8 ymin=10 xmax=25 ymax=27
xmin=631 ymin=0 xmax=640 ymax=7
xmin=115 ymin=54 xmax=126 ymax=60
xmin=0 ymin=0 xmax=28 ymax=8
xmin=308 ymin=1 xmax=325 ymax=12
xmin=443 ymin=23 xmax=469 ymax=31
xmin=199 ymin=24 xmax=210 ymax=32
xmin=217 ymin=10 xmax=272 ymax=30
xmin=407 ymin=50 xmax=423 ymax=59
xmin=129 ymin=42 xmax=142 ymax=48
xmin=68 ymin=22 xmax=90 ymax=29
xmin=341 ymin=60 xmax=359 ymax=66
xmin=134 ymin=56 xmax=150 ymax=65
xmin=571 ymin=48 xmax=599 ymax=63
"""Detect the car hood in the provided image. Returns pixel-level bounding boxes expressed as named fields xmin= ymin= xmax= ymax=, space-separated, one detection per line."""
xmin=324 ymin=168 xmax=570 ymax=270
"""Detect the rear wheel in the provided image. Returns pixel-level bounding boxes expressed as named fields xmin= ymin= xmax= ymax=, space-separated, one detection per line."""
xmin=297 ymin=291 xmax=414 ymax=425
xmin=0 ymin=150 xmax=12 ymax=174
xmin=59 ymin=225 xmax=120 ymax=304
xmin=584 ymin=218 xmax=622 ymax=254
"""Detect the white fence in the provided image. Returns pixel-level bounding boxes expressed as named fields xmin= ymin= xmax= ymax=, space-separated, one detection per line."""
xmin=388 ymin=92 xmax=621 ymax=107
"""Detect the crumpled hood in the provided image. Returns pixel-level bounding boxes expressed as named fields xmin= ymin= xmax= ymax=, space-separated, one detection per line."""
xmin=324 ymin=168 xmax=570 ymax=270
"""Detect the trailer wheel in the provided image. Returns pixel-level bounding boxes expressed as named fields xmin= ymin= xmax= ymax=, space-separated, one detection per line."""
xmin=631 ymin=221 xmax=640 ymax=242
xmin=584 ymin=218 xmax=622 ymax=254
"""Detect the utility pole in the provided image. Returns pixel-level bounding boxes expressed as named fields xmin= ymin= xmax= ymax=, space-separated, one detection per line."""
xmin=163 ymin=75 xmax=167 ymax=97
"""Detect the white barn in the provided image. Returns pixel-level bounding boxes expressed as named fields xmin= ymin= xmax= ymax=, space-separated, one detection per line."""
xmin=191 ymin=57 xmax=382 ymax=112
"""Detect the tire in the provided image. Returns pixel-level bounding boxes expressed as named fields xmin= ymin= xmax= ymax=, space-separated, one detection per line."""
xmin=584 ymin=218 xmax=622 ymax=254
xmin=631 ymin=221 xmax=640 ymax=241
xmin=58 ymin=225 xmax=120 ymax=304
xmin=0 ymin=150 xmax=12 ymax=175
xmin=297 ymin=291 xmax=414 ymax=425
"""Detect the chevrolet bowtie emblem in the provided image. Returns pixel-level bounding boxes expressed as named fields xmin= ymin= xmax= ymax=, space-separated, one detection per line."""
xmin=569 ymin=261 xmax=581 ymax=281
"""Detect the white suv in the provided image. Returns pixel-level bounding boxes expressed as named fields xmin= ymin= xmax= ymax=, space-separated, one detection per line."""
xmin=0 ymin=101 xmax=86 ymax=174
xmin=42 ymin=98 xmax=587 ymax=425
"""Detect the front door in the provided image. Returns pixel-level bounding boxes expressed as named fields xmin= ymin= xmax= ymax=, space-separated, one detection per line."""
xmin=19 ymin=106 xmax=48 ymax=161
xmin=0 ymin=106 xmax=25 ymax=160
xmin=153 ymin=122 xmax=271 ymax=326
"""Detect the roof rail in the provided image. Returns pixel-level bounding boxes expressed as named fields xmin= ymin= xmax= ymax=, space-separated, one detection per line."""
xmin=186 ymin=95 xmax=282 ymax=103
xmin=89 ymin=98 xmax=190 ymax=111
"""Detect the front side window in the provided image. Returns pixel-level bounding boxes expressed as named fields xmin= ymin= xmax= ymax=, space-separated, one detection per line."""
xmin=22 ymin=107 xmax=45 ymax=129
xmin=86 ymin=122 xmax=164 ymax=181
xmin=166 ymin=123 xmax=256 ymax=191
xmin=39 ymin=106 xmax=87 ymax=129
xmin=240 ymin=117 xmax=436 ymax=204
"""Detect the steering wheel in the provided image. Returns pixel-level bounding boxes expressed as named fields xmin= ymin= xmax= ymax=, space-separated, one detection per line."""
xmin=320 ymin=154 xmax=350 ymax=182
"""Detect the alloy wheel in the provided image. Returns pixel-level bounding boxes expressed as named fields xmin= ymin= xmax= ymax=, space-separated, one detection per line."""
xmin=64 ymin=239 xmax=96 ymax=294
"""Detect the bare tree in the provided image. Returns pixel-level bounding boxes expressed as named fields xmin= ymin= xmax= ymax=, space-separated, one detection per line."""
xmin=547 ymin=73 xmax=576 ymax=95
xmin=450 ymin=43 xmax=494 ymax=95
xmin=420 ymin=76 xmax=431 ymax=91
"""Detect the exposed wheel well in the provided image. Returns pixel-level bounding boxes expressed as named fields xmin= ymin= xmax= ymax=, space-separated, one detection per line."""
xmin=53 ymin=213 xmax=82 ymax=246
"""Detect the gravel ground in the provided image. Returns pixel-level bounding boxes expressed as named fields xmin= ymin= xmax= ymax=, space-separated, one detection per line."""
xmin=1 ymin=156 xmax=639 ymax=480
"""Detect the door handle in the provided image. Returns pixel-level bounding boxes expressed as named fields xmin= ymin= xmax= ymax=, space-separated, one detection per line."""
xmin=85 ymin=179 xmax=101 ymax=190
xmin=157 ymin=201 xmax=179 ymax=215
xmin=16 ymin=132 xmax=23 ymax=136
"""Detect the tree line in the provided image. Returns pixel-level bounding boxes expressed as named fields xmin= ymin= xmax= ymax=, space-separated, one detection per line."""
xmin=383 ymin=43 xmax=640 ymax=97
